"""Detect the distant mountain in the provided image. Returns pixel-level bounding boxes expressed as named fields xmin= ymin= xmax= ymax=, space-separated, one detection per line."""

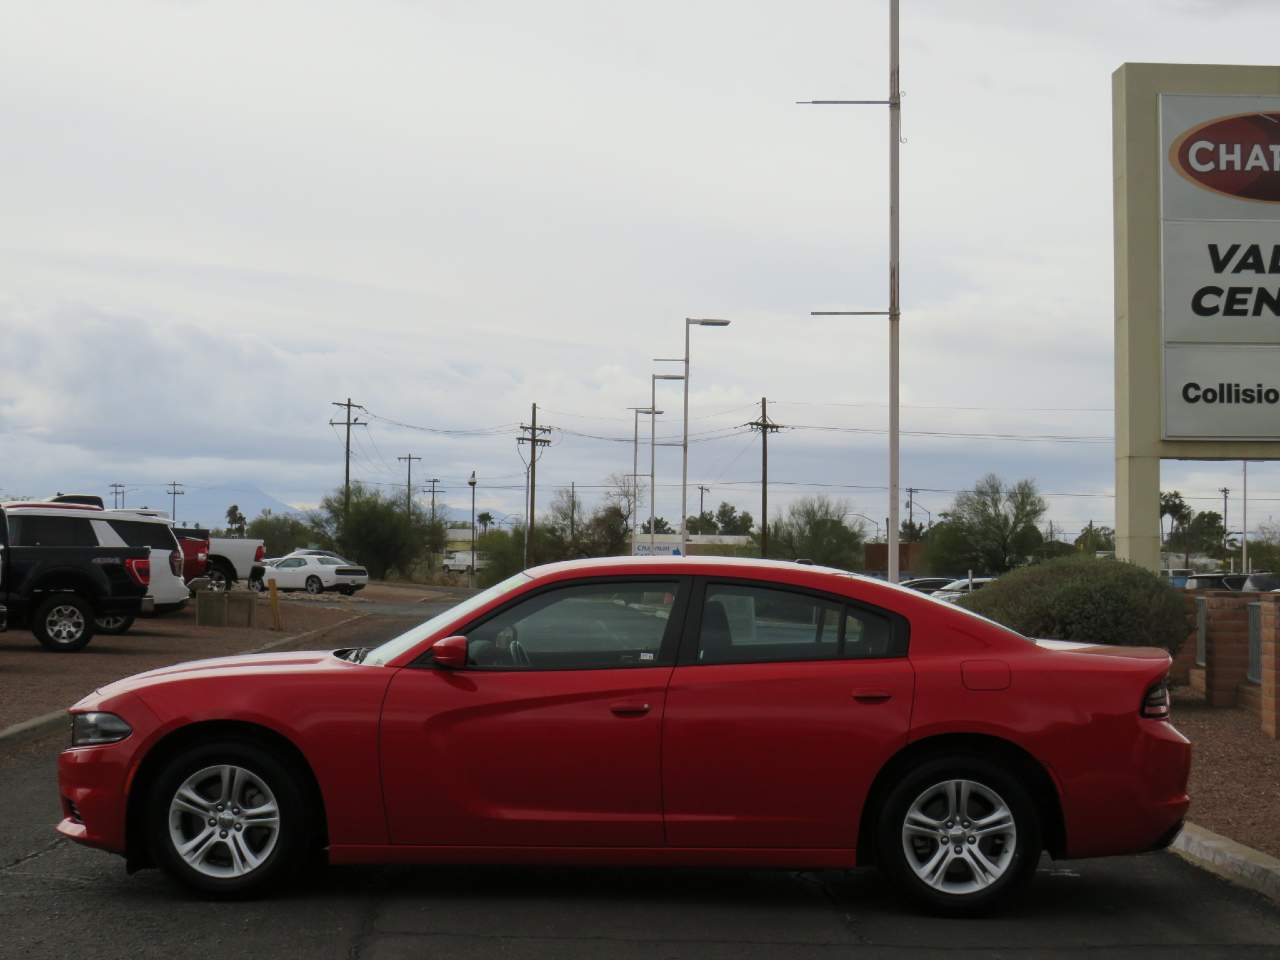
xmin=129 ymin=485 xmax=305 ymax=530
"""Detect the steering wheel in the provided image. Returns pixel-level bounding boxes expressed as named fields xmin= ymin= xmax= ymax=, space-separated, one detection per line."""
xmin=509 ymin=638 xmax=531 ymax=667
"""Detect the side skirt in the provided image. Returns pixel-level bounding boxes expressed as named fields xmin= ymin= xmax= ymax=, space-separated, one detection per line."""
xmin=328 ymin=844 xmax=857 ymax=869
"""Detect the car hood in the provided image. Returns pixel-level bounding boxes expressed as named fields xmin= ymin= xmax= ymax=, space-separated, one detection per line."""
xmin=1034 ymin=638 xmax=1172 ymax=662
xmin=89 ymin=650 xmax=346 ymax=701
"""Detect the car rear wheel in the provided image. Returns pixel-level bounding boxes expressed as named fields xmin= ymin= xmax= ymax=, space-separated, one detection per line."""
xmin=94 ymin=613 xmax=135 ymax=635
xmin=149 ymin=740 xmax=308 ymax=897
xmin=32 ymin=594 xmax=96 ymax=652
xmin=206 ymin=563 xmax=233 ymax=592
xmin=305 ymin=576 xmax=323 ymax=595
xmin=877 ymin=755 xmax=1040 ymax=915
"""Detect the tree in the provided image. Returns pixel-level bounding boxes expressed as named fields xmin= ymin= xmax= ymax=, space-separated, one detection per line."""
xmin=1170 ymin=510 xmax=1227 ymax=559
xmin=766 ymin=496 xmax=865 ymax=570
xmin=246 ymin=509 xmax=314 ymax=558
xmin=641 ymin=516 xmax=673 ymax=534
xmin=477 ymin=511 xmax=494 ymax=535
xmin=582 ymin=504 xmax=630 ymax=557
xmin=225 ymin=504 xmax=247 ymax=537
xmin=1074 ymin=523 xmax=1116 ymax=554
xmin=475 ymin=528 xmax=526 ymax=587
xmin=602 ymin=471 xmax=644 ymax=536
xmin=307 ymin=482 xmax=440 ymax=580
xmin=900 ymin=518 xmax=926 ymax=543
xmin=1160 ymin=491 xmax=1191 ymax=547
xmin=926 ymin=474 xmax=1047 ymax=575
xmin=685 ymin=511 xmax=718 ymax=535
xmin=715 ymin=502 xmax=754 ymax=536
xmin=548 ymin=487 xmax=585 ymax=548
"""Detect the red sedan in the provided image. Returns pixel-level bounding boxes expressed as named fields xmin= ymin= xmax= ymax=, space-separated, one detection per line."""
xmin=56 ymin=557 xmax=1190 ymax=912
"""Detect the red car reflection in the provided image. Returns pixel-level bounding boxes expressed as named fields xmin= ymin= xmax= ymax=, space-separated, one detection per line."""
xmin=56 ymin=557 xmax=1189 ymax=912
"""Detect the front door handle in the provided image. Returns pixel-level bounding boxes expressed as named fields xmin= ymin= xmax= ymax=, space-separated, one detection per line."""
xmin=852 ymin=690 xmax=893 ymax=704
xmin=610 ymin=701 xmax=652 ymax=717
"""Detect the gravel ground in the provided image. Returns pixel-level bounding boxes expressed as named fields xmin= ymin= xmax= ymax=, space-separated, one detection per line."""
xmin=1171 ymin=686 xmax=1280 ymax=859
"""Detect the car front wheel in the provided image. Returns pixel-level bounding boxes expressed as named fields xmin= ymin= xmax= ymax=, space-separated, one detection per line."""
xmin=148 ymin=740 xmax=308 ymax=897
xmin=877 ymin=755 xmax=1040 ymax=915
xmin=304 ymin=576 xmax=323 ymax=595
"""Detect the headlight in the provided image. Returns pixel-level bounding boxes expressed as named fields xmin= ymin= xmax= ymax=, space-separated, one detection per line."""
xmin=70 ymin=712 xmax=133 ymax=747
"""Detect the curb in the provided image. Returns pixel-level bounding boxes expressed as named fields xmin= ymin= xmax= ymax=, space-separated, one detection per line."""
xmin=0 ymin=614 xmax=370 ymax=748
xmin=1173 ymin=821 xmax=1280 ymax=902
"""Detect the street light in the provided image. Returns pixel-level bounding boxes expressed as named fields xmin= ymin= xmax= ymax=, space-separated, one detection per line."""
xmin=468 ymin=471 xmax=477 ymax=589
xmin=628 ymin=406 xmax=663 ymax=556
xmin=651 ymin=373 xmax=685 ymax=554
xmin=850 ymin=512 xmax=883 ymax=541
xmin=679 ymin=318 xmax=731 ymax=553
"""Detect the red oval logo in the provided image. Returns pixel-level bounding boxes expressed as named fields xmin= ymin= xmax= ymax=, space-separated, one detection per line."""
xmin=1171 ymin=112 xmax=1280 ymax=202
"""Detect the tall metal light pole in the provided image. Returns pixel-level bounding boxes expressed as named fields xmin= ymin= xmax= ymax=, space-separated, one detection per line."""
xmin=680 ymin=319 xmax=731 ymax=553
xmin=651 ymin=373 xmax=684 ymax=554
xmin=468 ymin=471 xmax=477 ymax=589
xmin=629 ymin=406 xmax=663 ymax=555
xmin=800 ymin=0 xmax=903 ymax=582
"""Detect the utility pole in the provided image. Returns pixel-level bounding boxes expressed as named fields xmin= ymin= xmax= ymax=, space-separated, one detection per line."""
xmin=570 ymin=480 xmax=577 ymax=547
xmin=329 ymin=398 xmax=365 ymax=524
xmin=746 ymin=397 xmax=782 ymax=559
xmin=166 ymin=481 xmax=184 ymax=521
xmin=698 ymin=485 xmax=711 ymax=520
xmin=801 ymin=0 xmax=902 ymax=582
xmin=425 ymin=477 xmax=441 ymax=522
xmin=906 ymin=486 xmax=916 ymax=531
xmin=517 ymin=403 xmax=551 ymax=567
xmin=397 ymin=455 xmax=421 ymax=518
xmin=110 ymin=482 xmax=125 ymax=509
xmin=1219 ymin=487 xmax=1230 ymax=553
xmin=468 ymin=471 xmax=477 ymax=589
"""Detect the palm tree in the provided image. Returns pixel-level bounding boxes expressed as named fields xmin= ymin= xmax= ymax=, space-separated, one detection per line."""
xmin=477 ymin=511 xmax=493 ymax=535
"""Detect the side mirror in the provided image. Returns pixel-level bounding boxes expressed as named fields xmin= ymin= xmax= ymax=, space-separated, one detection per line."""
xmin=431 ymin=635 xmax=468 ymax=669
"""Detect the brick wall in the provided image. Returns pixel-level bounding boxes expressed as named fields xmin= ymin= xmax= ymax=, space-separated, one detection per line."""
xmin=1261 ymin=597 xmax=1280 ymax=740
xmin=1169 ymin=593 xmax=1199 ymax=685
xmin=1203 ymin=591 xmax=1251 ymax=707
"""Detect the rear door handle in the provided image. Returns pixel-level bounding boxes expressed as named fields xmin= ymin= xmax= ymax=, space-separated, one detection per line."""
xmin=610 ymin=701 xmax=652 ymax=717
xmin=852 ymin=691 xmax=893 ymax=704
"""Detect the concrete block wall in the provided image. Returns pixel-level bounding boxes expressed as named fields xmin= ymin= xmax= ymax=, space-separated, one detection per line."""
xmin=1202 ymin=591 xmax=1251 ymax=708
xmin=1261 ymin=597 xmax=1280 ymax=740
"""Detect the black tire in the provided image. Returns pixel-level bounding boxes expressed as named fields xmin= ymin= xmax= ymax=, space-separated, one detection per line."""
xmin=305 ymin=576 xmax=323 ymax=595
xmin=206 ymin=562 xmax=234 ymax=592
xmin=94 ymin=613 xmax=135 ymax=635
xmin=248 ymin=577 xmax=265 ymax=593
xmin=147 ymin=738 xmax=310 ymax=898
xmin=876 ymin=754 xmax=1040 ymax=915
xmin=32 ymin=594 xmax=96 ymax=652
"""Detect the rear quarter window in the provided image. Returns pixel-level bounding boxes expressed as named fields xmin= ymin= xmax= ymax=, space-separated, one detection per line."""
xmin=8 ymin=515 xmax=99 ymax=547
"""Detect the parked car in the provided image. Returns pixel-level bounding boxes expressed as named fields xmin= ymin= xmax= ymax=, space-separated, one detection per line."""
xmin=442 ymin=550 xmax=489 ymax=575
xmin=205 ymin=537 xmax=266 ymax=591
xmin=0 ymin=503 xmax=148 ymax=651
xmin=1241 ymin=572 xmax=1280 ymax=592
xmin=1183 ymin=573 xmax=1233 ymax=591
xmin=56 ymin=556 xmax=1188 ymax=912
xmin=263 ymin=554 xmax=368 ymax=595
xmin=287 ymin=549 xmax=354 ymax=563
xmin=4 ymin=504 xmax=188 ymax=634
xmin=931 ymin=577 xmax=995 ymax=603
xmin=899 ymin=577 xmax=955 ymax=595
xmin=1161 ymin=568 xmax=1193 ymax=589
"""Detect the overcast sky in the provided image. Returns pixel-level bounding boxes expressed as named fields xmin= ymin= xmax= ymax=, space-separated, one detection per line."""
xmin=2 ymin=0 xmax=1278 ymax=537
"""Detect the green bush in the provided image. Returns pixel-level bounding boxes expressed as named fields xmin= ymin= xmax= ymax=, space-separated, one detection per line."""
xmin=958 ymin=555 xmax=1188 ymax=655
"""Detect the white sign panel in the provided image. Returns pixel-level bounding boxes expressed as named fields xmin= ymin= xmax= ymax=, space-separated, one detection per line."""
xmin=1160 ymin=94 xmax=1280 ymax=440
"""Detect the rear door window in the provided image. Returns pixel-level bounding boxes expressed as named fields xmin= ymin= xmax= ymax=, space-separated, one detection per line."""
xmin=8 ymin=515 xmax=99 ymax=547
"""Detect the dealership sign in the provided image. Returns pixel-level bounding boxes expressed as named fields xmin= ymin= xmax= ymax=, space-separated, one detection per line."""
xmin=1161 ymin=95 xmax=1280 ymax=440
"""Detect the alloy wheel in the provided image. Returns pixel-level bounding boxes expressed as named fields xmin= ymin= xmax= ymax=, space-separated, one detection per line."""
xmin=167 ymin=764 xmax=281 ymax=879
xmin=46 ymin=605 xmax=86 ymax=644
xmin=901 ymin=778 xmax=1016 ymax=895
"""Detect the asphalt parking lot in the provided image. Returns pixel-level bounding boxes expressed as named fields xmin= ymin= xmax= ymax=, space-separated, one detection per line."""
xmin=2 ymin=613 xmax=1278 ymax=959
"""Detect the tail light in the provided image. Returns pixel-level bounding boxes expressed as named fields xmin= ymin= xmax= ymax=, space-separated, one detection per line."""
xmin=169 ymin=550 xmax=183 ymax=577
xmin=125 ymin=558 xmax=151 ymax=586
xmin=1141 ymin=678 xmax=1171 ymax=720
xmin=254 ymin=544 xmax=265 ymax=562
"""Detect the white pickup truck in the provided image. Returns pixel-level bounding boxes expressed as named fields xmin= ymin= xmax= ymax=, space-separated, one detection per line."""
xmin=207 ymin=536 xmax=266 ymax=590
xmin=441 ymin=550 xmax=489 ymax=575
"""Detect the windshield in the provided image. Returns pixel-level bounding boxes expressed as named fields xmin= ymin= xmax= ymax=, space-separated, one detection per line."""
xmin=363 ymin=573 xmax=532 ymax=666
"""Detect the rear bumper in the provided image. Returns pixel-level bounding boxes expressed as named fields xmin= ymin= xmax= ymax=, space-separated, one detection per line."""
xmin=1061 ymin=718 xmax=1192 ymax=859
